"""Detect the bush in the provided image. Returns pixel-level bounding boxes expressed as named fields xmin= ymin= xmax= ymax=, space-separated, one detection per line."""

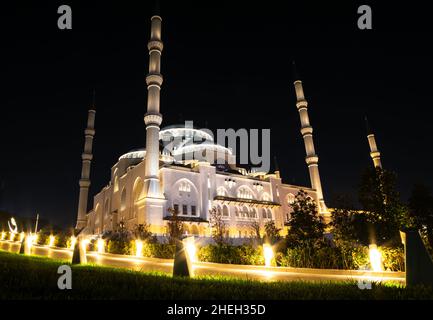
xmin=277 ymin=242 xmax=405 ymax=271
xmin=143 ymin=243 xmax=176 ymax=259
xmin=198 ymin=245 xmax=264 ymax=265
xmin=55 ymin=232 xmax=71 ymax=248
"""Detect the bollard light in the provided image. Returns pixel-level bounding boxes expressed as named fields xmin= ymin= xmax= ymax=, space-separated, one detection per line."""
xmin=1 ymin=231 xmax=5 ymax=241
xmin=135 ymin=239 xmax=143 ymax=257
xmin=97 ymin=238 xmax=105 ymax=254
xmin=20 ymin=232 xmax=25 ymax=242
xmin=263 ymin=243 xmax=274 ymax=268
xmin=49 ymin=235 xmax=55 ymax=247
xmin=369 ymin=244 xmax=383 ymax=272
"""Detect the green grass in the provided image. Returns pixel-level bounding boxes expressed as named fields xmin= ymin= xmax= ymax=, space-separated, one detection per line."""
xmin=0 ymin=250 xmax=432 ymax=300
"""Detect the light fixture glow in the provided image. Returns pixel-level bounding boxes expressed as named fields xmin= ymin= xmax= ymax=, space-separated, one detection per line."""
xmin=263 ymin=243 xmax=274 ymax=268
xmin=97 ymin=238 xmax=105 ymax=254
xmin=20 ymin=232 xmax=25 ymax=242
xmin=1 ymin=231 xmax=5 ymax=241
xmin=70 ymin=236 xmax=77 ymax=250
xmin=49 ymin=235 xmax=55 ymax=247
xmin=25 ymin=234 xmax=34 ymax=254
xmin=9 ymin=232 xmax=14 ymax=241
xmin=135 ymin=239 xmax=143 ymax=257
xmin=184 ymin=236 xmax=197 ymax=263
xmin=369 ymin=244 xmax=383 ymax=272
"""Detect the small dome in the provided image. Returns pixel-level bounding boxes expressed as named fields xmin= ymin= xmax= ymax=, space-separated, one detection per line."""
xmin=118 ymin=149 xmax=146 ymax=161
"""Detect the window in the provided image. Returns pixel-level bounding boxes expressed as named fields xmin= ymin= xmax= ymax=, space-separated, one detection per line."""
xmin=262 ymin=192 xmax=270 ymax=201
xmin=173 ymin=204 xmax=179 ymax=214
xmin=191 ymin=205 xmax=196 ymax=216
xmin=120 ymin=188 xmax=127 ymax=211
xmin=222 ymin=206 xmax=229 ymax=217
xmin=267 ymin=209 xmax=272 ymax=219
xmin=237 ymin=187 xmax=253 ymax=200
xmin=287 ymin=193 xmax=295 ymax=205
xmin=179 ymin=182 xmax=191 ymax=192
xmin=235 ymin=207 xmax=240 ymax=217
xmin=182 ymin=205 xmax=188 ymax=215
xmin=262 ymin=208 xmax=267 ymax=219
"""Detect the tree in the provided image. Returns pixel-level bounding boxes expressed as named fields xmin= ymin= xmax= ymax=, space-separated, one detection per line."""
xmin=358 ymin=167 xmax=409 ymax=245
xmin=133 ymin=223 xmax=155 ymax=243
xmin=263 ymin=220 xmax=281 ymax=245
xmin=249 ymin=220 xmax=261 ymax=241
xmin=408 ymin=183 xmax=433 ymax=249
xmin=329 ymin=194 xmax=369 ymax=245
xmin=286 ymin=190 xmax=325 ymax=247
xmin=209 ymin=207 xmax=228 ymax=246
xmin=166 ymin=207 xmax=184 ymax=244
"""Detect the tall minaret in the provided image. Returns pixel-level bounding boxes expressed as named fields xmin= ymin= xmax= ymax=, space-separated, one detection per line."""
xmin=292 ymin=62 xmax=327 ymax=215
xmin=365 ymin=117 xmax=382 ymax=169
xmin=76 ymin=94 xmax=96 ymax=230
xmin=143 ymin=13 xmax=164 ymax=199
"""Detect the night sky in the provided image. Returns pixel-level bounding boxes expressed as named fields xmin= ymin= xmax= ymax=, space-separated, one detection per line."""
xmin=1 ymin=1 xmax=432 ymax=228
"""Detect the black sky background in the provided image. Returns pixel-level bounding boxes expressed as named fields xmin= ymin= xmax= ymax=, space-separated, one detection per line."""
xmin=0 ymin=1 xmax=432 ymax=228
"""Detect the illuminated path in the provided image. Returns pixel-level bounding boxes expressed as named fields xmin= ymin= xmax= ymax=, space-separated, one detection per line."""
xmin=0 ymin=240 xmax=405 ymax=284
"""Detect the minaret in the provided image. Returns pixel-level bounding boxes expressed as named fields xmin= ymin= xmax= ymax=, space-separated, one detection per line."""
xmin=76 ymin=94 xmax=96 ymax=230
xmin=292 ymin=62 xmax=328 ymax=214
xmin=143 ymin=13 xmax=164 ymax=199
xmin=365 ymin=117 xmax=382 ymax=169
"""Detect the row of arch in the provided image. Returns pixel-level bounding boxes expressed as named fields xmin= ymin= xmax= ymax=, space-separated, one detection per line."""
xmin=215 ymin=205 xmax=273 ymax=220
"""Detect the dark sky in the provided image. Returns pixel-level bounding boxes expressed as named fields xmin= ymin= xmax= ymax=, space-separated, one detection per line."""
xmin=0 ymin=1 xmax=432 ymax=228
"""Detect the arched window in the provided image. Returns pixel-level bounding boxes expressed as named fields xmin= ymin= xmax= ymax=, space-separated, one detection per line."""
xmin=287 ymin=193 xmax=295 ymax=205
xmin=222 ymin=205 xmax=229 ymax=217
xmin=172 ymin=179 xmax=198 ymax=216
xmin=262 ymin=208 xmax=267 ymax=219
xmin=267 ymin=209 xmax=273 ymax=219
xmin=132 ymin=178 xmax=144 ymax=218
xmin=262 ymin=192 xmax=270 ymax=201
xmin=217 ymin=187 xmax=228 ymax=197
xmin=235 ymin=207 xmax=240 ymax=217
xmin=113 ymin=169 xmax=119 ymax=192
xmin=104 ymin=199 xmax=110 ymax=218
xmin=120 ymin=187 xmax=127 ymax=211
xmin=237 ymin=186 xmax=254 ymax=200
xmin=242 ymin=206 xmax=249 ymax=218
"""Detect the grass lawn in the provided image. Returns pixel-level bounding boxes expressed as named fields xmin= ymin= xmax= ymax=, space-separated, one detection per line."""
xmin=0 ymin=250 xmax=432 ymax=300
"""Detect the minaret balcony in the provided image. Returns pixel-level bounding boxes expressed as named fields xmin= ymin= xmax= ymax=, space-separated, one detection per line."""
xmin=147 ymin=40 xmax=163 ymax=52
xmin=146 ymin=73 xmax=163 ymax=87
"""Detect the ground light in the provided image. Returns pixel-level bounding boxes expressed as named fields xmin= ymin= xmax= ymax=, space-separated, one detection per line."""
xmin=97 ymin=238 xmax=105 ymax=254
xmin=1 ymin=231 xmax=5 ymax=240
xmin=369 ymin=244 xmax=383 ymax=272
xmin=25 ymin=234 xmax=33 ymax=254
xmin=48 ymin=235 xmax=55 ymax=247
xmin=135 ymin=239 xmax=143 ymax=257
xmin=263 ymin=243 xmax=274 ymax=268
xmin=19 ymin=232 xmax=25 ymax=242
xmin=70 ymin=236 xmax=77 ymax=250
xmin=9 ymin=232 xmax=15 ymax=241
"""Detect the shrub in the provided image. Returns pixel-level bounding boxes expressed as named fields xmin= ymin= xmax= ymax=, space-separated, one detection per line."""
xmin=198 ymin=245 xmax=264 ymax=265
xmin=143 ymin=243 xmax=176 ymax=259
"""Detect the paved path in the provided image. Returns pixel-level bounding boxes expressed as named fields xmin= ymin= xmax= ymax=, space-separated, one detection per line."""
xmin=0 ymin=240 xmax=405 ymax=284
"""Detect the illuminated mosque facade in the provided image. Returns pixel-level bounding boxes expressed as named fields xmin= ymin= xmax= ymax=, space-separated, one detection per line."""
xmin=75 ymin=13 xmax=382 ymax=238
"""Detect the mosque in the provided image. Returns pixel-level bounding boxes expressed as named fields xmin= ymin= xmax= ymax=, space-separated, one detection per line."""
xmin=75 ymin=13 xmax=382 ymax=238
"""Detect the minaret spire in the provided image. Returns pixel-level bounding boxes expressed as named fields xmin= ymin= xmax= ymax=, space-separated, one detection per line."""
xmin=292 ymin=64 xmax=328 ymax=217
xmin=143 ymin=13 xmax=164 ymax=198
xmin=365 ymin=116 xmax=382 ymax=169
xmin=75 ymin=93 xmax=96 ymax=230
